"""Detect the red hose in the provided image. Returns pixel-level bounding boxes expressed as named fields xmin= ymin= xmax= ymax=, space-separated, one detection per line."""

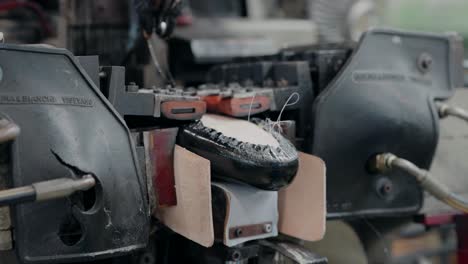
xmin=0 ymin=0 xmax=52 ymax=37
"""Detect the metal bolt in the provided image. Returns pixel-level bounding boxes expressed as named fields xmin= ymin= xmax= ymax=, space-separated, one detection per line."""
xmin=263 ymin=223 xmax=272 ymax=233
xmin=376 ymin=178 xmax=394 ymax=199
xmin=127 ymin=82 xmax=139 ymax=92
xmin=418 ymin=53 xmax=433 ymax=74
xmin=234 ymin=228 xmax=243 ymax=237
xmin=231 ymin=250 xmax=242 ymax=261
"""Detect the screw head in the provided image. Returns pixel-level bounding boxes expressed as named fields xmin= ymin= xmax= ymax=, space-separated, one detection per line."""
xmin=231 ymin=250 xmax=242 ymax=261
xmin=376 ymin=177 xmax=394 ymax=200
xmin=263 ymin=224 xmax=272 ymax=233
xmin=418 ymin=53 xmax=433 ymax=74
xmin=234 ymin=228 xmax=243 ymax=237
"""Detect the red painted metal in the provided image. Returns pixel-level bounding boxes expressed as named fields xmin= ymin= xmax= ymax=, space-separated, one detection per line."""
xmin=456 ymin=214 xmax=468 ymax=264
xmin=422 ymin=214 xmax=456 ymax=227
xmin=149 ymin=128 xmax=179 ymax=207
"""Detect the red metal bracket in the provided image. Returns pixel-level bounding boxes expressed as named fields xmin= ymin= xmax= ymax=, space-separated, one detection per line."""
xmin=148 ymin=128 xmax=179 ymax=207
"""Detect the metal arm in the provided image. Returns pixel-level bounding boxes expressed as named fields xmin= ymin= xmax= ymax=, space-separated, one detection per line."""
xmin=0 ymin=175 xmax=96 ymax=207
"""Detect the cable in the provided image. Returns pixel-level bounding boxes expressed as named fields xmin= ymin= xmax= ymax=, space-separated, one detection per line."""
xmin=267 ymin=92 xmax=300 ymax=133
xmin=146 ymin=36 xmax=176 ymax=87
xmin=436 ymin=101 xmax=468 ymax=122
xmin=373 ymin=153 xmax=468 ymax=213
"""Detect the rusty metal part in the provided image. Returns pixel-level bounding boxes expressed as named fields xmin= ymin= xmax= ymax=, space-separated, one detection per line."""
xmin=228 ymin=222 xmax=273 ymax=239
xmin=0 ymin=197 xmax=11 ymax=251
xmin=145 ymin=128 xmax=179 ymax=207
xmin=0 ymin=122 xmax=16 ymax=251
xmin=0 ymin=206 xmax=10 ymax=233
xmin=0 ymin=230 xmax=11 ymax=251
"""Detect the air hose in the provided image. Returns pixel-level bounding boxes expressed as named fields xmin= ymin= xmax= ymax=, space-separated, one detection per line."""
xmin=373 ymin=153 xmax=468 ymax=213
xmin=436 ymin=101 xmax=468 ymax=122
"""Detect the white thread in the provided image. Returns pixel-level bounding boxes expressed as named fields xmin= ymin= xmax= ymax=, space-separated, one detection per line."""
xmin=247 ymin=93 xmax=257 ymax=122
xmin=147 ymin=36 xmax=176 ymax=87
xmin=269 ymin=92 xmax=300 ymax=133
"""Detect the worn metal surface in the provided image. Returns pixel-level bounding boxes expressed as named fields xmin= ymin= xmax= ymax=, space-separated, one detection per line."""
xmin=0 ymin=124 xmax=13 ymax=251
xmin=0 ymin=45 xmax=149 ymax=263
xmin=145 ymin=128 xmax=179 ymax=207
xmin=102 ymin=66 xmax=205 ymax=120
xmin=259 ymin=240 xmax=328 ymax=264
xmin=311 ymin=29 xmax=463 ymax=218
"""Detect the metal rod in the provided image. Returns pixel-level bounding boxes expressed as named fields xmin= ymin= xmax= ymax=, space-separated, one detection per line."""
xmin=0 ymin=175 xmax=96 ymax=207
xmin=0 ymin=186 xmax=35 ymax=206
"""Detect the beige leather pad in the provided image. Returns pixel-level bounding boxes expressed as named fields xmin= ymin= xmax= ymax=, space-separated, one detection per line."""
xmin=278 ymin=152 xmax=326 ymax=241
xmin=155 ymin=145 xmax=214 ymax=247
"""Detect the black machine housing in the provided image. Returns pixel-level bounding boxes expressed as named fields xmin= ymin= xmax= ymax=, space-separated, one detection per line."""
xmin=312 ymin=29 xmax=463 ymax=218
xmin=0 ymin=45 xmax=149 ymax=263
xmin=207 ymin=29 xmax=464 ymax=218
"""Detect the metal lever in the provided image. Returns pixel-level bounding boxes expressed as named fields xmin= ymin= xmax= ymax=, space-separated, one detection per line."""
xmin=0 ymin=175 xmax=96 ymax=207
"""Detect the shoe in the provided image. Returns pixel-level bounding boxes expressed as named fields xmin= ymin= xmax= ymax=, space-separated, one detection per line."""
xmin=177 ymin=114 xmax=298 ymax=190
